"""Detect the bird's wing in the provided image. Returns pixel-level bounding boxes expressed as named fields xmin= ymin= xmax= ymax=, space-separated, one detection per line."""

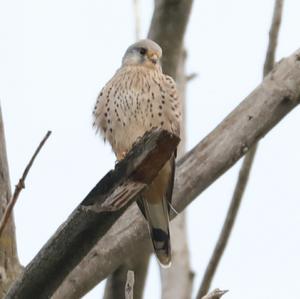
xmin=92 ymin=70 xmax=121 ymax=141
xmin=141 ymin=159 xmax=173 ymax=266
xmin=165 ymin=153 xmax=176 ymax=214
xmin=162 ymin=74 xmax=182 ymax=137
xmin=137 ymin=153 xmax=175 ymax=218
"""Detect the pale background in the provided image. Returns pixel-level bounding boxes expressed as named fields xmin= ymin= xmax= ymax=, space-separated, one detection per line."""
xmin=0 ymin=0 xmax=299 ymax=298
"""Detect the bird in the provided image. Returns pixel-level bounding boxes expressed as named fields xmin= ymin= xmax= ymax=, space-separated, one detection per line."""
xmin=93 ymin=39 xmax=181 ymax=266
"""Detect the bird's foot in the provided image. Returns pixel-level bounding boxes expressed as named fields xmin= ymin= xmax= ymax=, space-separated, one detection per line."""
xmin=116 ymin=151 xmax=128 ymax=164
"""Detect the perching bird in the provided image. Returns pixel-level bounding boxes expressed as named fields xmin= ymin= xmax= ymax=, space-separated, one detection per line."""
xmin=93 ymin=39 xmax=181 ymax=266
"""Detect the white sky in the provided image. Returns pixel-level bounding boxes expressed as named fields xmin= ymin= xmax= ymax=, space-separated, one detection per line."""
xmin=0 ymin=0 xmax=299 ymax=298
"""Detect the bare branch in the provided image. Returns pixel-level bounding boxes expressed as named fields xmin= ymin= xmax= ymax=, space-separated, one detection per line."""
xmin=201 ymin=289 xmax=228 ymax=299
xmin=148 ymin=3 xmax=194 ymax=297
xmin=264 ymin=0 xmax=284 ymax=77
xmin=186 ymin=73 xmax=198 ymax=82
xmin=196 ymin=146 xmax=257 ymax=298
xmin=125 ymin=271 xmax=134 ymax=299
xmin=0 ymin=131 xmax=51 ymax=237
xmin=52 ymin=49 xmax=300 ymax=299
xmin=148 ymin=0 xmax=193 ymax=79
xmin=103 ymin=255 xmax=149 ymax=299
xmin=196 ymin=1 xmax=284 ymax=297
xmin=0 ymin=105 xmax=23 ymax=296
xmin=6 ymin=129 xmax=179 ymax=299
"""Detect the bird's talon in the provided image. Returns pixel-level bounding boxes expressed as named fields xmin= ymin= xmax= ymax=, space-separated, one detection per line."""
xmin=116 ymin=151 xmax=128 ymax=162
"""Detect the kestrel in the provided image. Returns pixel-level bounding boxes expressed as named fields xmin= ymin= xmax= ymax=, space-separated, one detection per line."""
xmin=93 ymin=39 xmax=181 ymax=266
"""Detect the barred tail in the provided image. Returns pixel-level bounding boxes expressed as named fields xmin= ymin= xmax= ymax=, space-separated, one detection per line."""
xmin=142 ymin=197 xmax=171 ymax=267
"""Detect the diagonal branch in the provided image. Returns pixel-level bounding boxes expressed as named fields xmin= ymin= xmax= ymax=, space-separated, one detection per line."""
xmin=5 ymin=129 xmax=180 ymax=299
xmin=196 ymin=1 xmax=284 ymax=297
xmin=0 ymin=131 xmax=52 ymax=237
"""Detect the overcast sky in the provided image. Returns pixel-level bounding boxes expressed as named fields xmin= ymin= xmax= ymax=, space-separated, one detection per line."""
xmin=0 ymin=0 xmax=300 ymax=298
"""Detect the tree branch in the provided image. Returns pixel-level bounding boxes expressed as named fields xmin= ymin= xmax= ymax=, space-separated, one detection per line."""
xmin=201 ymin=289 xmax=228 ymax=299
xmin=264 ymin=0 xmax=284 ymax=77
xmin=148 ymin=2 xmax=194 ymax=298
xmin=148 ymin=0 xmax=193 ymax=79
xmin=196 ymin=146 xmax=257 ymax=299
xmin=5 ymin=129 xmax=180 ymax=299
xmin=196 ymin=1 xmax=284 ymax=297
xmin=103 ymin=254 xmax=149 ymax=299
xmin=52 ymin=48 xmax=300 ymax=298
xmin=0 ymin=105 xmax=23 ymax=297
xmin=125 ymin=271 xmax=134 ymax=299
xmin=0 ymin=131 xmax=51 ymax=237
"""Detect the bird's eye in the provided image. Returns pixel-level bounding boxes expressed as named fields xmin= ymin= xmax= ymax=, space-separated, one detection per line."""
xmin=139 ymin=47 xmax=147 ymax=55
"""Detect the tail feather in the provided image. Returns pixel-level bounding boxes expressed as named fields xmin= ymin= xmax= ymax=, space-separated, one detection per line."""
xmin=137 ymin=157 xmax=175 ymax=267
xmin=143 ymin=197 xmax=171 ymax=267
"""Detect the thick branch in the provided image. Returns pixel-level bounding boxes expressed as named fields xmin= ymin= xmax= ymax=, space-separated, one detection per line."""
xmin=5 ymin=129 xmax=179 ymax=299
xmin=52 ymin=49 xmax=300 ymax=299
xmin=0 ymin=105 xmax=23 ymax=297
xmin=150 ymin=2 xmax=193 ymax=297
xmin=125 ymin=271 xmax=134 ymax=299
xmin=103 ymin=254 xmax=149 ymax=299
xmin=197 ymin=1 xmax=284 ymax=297
xmin=148 ymin=0 xmax=193 ymax=79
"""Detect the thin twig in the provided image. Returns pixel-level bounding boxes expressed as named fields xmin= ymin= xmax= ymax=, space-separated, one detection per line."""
xmin=264 ymin=0 xmax=284 ymax=77
xmin=133 ymin=0 xmax=141 ymax=41
xmin=186 ymin=72 xmax=198 ymax=82
xmin=0 ymin=131 xmax=52 ymax=237
xmin=201 ymin=289 xmax=228 ymax=299
xmin=196 ymin=1 xmax=284 ymax=298
xmin=196 ymin=148 xmax=257 ymax=298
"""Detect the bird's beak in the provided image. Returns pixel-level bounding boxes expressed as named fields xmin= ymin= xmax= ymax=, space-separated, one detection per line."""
xmin=148 ymin=52 xmax=159 ymax=64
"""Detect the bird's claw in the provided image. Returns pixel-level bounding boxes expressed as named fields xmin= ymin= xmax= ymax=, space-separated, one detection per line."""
xmin=116 ymin=151 xmax=128 ymax=164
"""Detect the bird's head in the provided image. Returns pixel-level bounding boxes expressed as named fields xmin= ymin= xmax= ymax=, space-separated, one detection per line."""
xmin=122 ymin=39 xmax=162 ymax=69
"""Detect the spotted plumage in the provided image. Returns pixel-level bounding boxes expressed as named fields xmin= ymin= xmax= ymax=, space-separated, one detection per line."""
xmin=93 ymin=39 xmax=181 ymax=266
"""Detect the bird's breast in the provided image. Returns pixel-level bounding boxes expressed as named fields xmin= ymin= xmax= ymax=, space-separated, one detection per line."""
xmin=97 ymin=67 xmax=180 ymax=157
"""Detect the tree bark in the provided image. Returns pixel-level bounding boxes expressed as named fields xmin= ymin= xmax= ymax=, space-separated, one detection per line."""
xmin=148 ymin=0 xmax=193 ymax=80
xmin=51 ymin=48 xmax=300 ymax=297
xmin=5 ymin=129 xmax=179 ymax=299
xmin=0 ymin=105 xmax=22 ymax=297
xmin=103 ymin=255 xmax=149 ymax=299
